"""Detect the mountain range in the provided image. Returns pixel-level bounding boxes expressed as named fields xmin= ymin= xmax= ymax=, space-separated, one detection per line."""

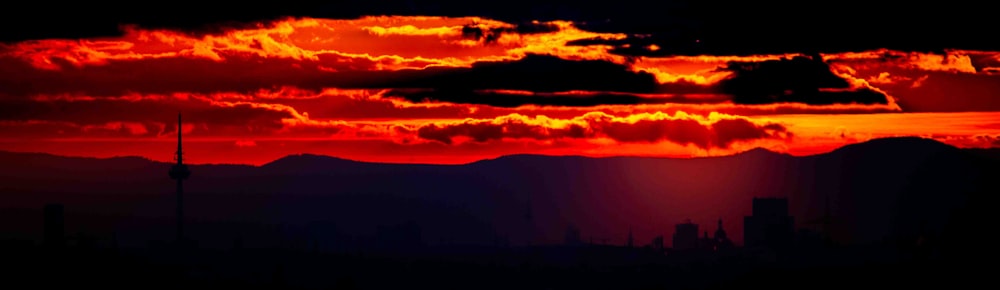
xmin=1 ymin=137 xmax=997 ymax=252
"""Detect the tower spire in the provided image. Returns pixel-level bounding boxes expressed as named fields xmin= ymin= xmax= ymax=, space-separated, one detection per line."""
xmin=168 ymin=113 xmax=191 ymax=244
xmin=176 ymin=113 xmax=183 ymax=165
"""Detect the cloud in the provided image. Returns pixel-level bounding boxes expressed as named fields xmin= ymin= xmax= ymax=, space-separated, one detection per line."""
xmin=866 ymin=72 xmax=911 ymax=85
xmin=961 ymin=50 xmax=1000 ymax=72
xmin=892 ymin=73 xmax=1000 ymax=112
xmin=2 ymin=93 xmax=793 ymax=151
xmin=0 ymin=50 xmax=698 ymax=104
xmin=2 ymin=13 xmax=1000 ymax=166
xmin=0 ymin=16 xmax=995 ymax=137
xmin=570 ymin=1 xmax=997 ymax=55
xmin=827 ymin=49 xmax=980 ymax=73
xmin=718 ymin=55 xmax=891 ymax=105
xmin=371 ymin=54 xmax=659 ymax=92
xmin=0 ymin=120 xmax=160 ymax=139
xmin=2 ymin=16 xmax=967 ymax=112
xmin=235 ymin=140 xmax=258 ymax=147
xmin=412 ymin=111 xmax=791 ymax=149
xmin=384 ymin=89 xmax=726 ymax=108
xmin=0 ymin=73 xmax=904 ymax=146
xmin=918 ymin=134 xmax=1000 ymax=149
xmin=3 ymin=109 xmax=999 ymax=165
xmin=460 ymin=21 xmax=561 ymax=42
xmin=0 ymin=97 xmax=291 ymax=128
xmin=828 ymin=63 xmax=1000 ymax=112
xmin=4 ymin=1 xmax=997 ymax=53
xmin=0 ymin=16 xmax=624 ymax=70
xmin=0 ymin=17 xmax=630 ymax=97
xmin=364 ymin=24 xmax=463 ymax=37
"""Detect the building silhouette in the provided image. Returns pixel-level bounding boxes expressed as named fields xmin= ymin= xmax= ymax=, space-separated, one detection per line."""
xmin=650 ymin=235 xmax=664 ymax=252
xmin=713 ymin=219 xmax=734 ymax=250
xmin=744 ymin=197 xmax=794 ymax=250
xmin=43 ymin=203 xmax=64 ymax=248
xmin=697 ymin=219 xmax=736 ymax=252
xmin=672 ymin=220 xmax=699 ymax=250
xmin=565 ymin=225 xmax=583 ymax=246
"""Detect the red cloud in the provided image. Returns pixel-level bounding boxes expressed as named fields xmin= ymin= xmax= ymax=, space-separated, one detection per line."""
xmin=1 ymin=16 xmax=999 ymax=165
xmin=0 ymin=16 xmax=624 ymax=72
xmin=1 ymin=16 xmax=959 ymax=114
xmin=827 ymin=49 xmax=979 ymax=73
xmin=412 ymin=112 xmax=790 ymax=149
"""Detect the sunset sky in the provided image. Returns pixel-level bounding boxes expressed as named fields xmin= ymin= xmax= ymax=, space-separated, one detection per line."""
xmin=1 ymin=3 xmax=998 ymax=165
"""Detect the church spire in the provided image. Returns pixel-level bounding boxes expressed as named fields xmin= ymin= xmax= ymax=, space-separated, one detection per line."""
xmin=714 ymin=218 xmax=728 ymax=240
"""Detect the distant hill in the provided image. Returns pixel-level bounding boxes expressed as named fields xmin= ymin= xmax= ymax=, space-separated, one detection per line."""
xmin=0 ymin=137 xmax=997 ymax=252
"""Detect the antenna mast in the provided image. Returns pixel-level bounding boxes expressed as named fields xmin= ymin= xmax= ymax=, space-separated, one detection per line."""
xmin=168 ymin=113 xmax=191 ymax=244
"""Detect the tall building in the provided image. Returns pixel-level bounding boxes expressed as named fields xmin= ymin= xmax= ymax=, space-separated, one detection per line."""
xmin=672 ymin=220 xmax=699 ymax=250
xmin=744 ymin=197 xmax=794 ymax=250
xmin=43 ymin=203 xmax=64 ymax=247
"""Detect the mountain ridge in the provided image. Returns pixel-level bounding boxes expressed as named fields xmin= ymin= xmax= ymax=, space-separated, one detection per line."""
xmin=1 ymin=136 xmax=985 ymax=167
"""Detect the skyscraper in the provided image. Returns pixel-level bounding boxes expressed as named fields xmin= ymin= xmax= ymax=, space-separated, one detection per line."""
xmin=673 ymin=220 xmax=699 ymax=250
xmin=744 ymin=197 xmax=794 ymax=250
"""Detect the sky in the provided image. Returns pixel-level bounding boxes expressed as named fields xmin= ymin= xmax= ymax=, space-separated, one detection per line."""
xmin=1 ymin=2 xmax=998 ymax=165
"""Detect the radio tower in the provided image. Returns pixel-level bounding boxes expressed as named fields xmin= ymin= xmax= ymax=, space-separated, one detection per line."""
xmin=168 ymin=113 xmax=191 ymax=244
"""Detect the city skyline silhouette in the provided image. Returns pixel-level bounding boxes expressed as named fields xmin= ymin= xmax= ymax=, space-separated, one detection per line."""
xmin=2 ymin=129 xmax=996 ymax=289
xmin=2 ymin=2 xmax=999 ymax=289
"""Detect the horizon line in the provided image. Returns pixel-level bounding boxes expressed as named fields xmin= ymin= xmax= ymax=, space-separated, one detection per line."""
xmin=0 ymin=136 xmax=977 ymax=167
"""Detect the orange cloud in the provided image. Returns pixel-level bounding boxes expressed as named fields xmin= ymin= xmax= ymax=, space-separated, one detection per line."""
xmin=2 ymin=17 xmax=994 ymax=92
xmin=0 ymin=16 xmax=627 ymax=72
xmin=826 ymin=55 xmax=1000 ymax=112
xmin=630 ymin=54 xmax=801 ymax=85
xmin=3 ymin=111 xmax=1000 ymax=165
xmin=8 ymin=17 xmax=975 ymax=114
xmin=866 ymin=72 xmax=911 ymax=85
xmin=768 ymin=112 xmax=1000 ymax=155
xmin=826 ymin=49 xmax=979 ymax=73
xmin=410 ymin=111 xmax=790 ymax=149
xmin=362 ymin=24 xmax=464 ymax=37
xmin=2 ymin=16 xmax=1000 ymax=165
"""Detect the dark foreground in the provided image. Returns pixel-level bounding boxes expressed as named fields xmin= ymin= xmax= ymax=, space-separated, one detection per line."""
xmin=0 ymin=241 xmax=986 ymax=290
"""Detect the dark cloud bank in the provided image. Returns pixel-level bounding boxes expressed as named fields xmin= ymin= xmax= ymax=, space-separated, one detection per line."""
xmin=2 ymin=52 xmax=890 ymax=108
xmin=2 ymin=1 xmax=995 ymax=53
